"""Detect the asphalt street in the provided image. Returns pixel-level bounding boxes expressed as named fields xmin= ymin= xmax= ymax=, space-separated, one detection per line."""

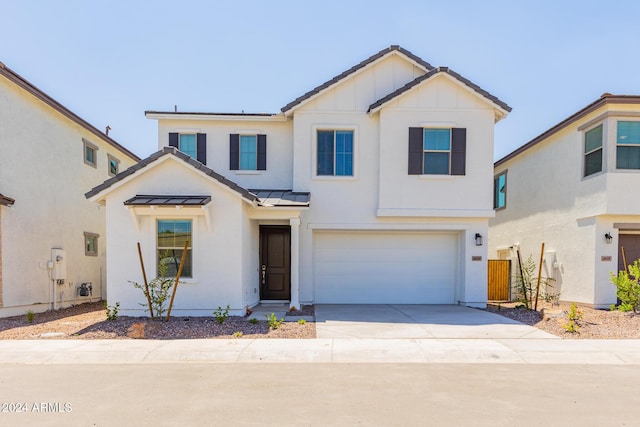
xmin=0 ymin=363 xmax=638 ymax=426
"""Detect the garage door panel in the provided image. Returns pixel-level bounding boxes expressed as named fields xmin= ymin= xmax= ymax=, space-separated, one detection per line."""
xmin=314 ymin=231 xmax=457 ymax=304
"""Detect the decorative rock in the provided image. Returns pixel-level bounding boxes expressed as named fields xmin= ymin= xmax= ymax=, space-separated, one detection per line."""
xmin=127 ymin=323 xmax=145 ymax=339
xmin=541 ymin=308 xmax=565 ymax=320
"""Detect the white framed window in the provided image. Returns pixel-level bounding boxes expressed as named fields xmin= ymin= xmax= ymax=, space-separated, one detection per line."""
xmin=584 ymin=124 xmax=603 ymax=177
xmin=422 ymin=128 xmax=451 ymax=175
xmin=107 ymin=154 xmax=120 ymax=176
xmin=83 ymin=138 xmax=98 ymax=168
xmin=616 ymin=121 xmax=640 ymax=170
xmin=84 ymin=232 xmax=99 ymax=256
xmin=240 ymin=135 xmax=257 ymax=170
xmin=178 ymin=134 xmax=197 ymax=159
xmin=493 ymin=171 xmax=507 ymax=210
xmin=315 ymin=129 xmax=355 ymax=177
xmin=157 ymin=219 xmax=192 ymax=278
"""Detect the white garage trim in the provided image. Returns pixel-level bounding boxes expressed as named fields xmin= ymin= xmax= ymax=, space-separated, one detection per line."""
xmin=313 ymin=230 xmax=459 ymax=304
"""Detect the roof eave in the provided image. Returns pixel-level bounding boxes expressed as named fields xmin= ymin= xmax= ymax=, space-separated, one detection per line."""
xmin=0 ymin=63 xmax=140 ymax=162
xmin=495 ymin=94 xmax=640 ymax=167
xmin=281 ymin=45 xmax=435 ymax=115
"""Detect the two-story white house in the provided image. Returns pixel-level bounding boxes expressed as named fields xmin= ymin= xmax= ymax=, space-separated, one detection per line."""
xmin=0 ymin=61 xmax=140 ymax=317
xmin=489 ymin=94 xmax=640 ymax=308
xmin=87 ymin=46 xmax=510 ymax=315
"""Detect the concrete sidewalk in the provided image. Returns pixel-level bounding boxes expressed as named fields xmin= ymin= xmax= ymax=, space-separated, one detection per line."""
xmin=1 ymin=338 xmax=640 ymax=365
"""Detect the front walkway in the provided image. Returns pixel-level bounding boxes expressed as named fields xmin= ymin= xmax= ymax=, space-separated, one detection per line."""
xmin=315 ymin=304 xmax=556 ymax=339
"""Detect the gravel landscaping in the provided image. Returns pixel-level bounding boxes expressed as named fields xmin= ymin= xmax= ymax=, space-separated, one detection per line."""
xmin=2 ymin=300 xmax=639 ymax=339
xmin=485 ymin=301 xmax=640 ymax=339
xmin=0 ymin=302 xmax=315 ymax=340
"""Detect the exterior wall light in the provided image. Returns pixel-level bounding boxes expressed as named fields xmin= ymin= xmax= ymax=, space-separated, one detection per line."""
xmin=475 ymin=233 xmax=483 ymax=246
xmin=605 ymin=232 xmax=613 ymax=244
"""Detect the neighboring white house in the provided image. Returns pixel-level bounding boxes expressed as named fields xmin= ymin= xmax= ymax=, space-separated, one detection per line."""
xmin=87 ymin=45 xmax=511 ymax=316
xmin=489 ymin=94 xmax=640 ymax=308
xmin=0 ymin=61 xmax=140 ymax=317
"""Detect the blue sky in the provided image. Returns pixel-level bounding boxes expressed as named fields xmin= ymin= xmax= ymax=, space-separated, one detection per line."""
xmin=3 ymin=0 xmax=640 ymax=160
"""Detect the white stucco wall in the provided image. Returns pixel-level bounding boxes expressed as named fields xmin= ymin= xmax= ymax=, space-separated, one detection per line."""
xmin=137 ymin=51 xmax=505 ymax=309
xmin=0 ymin=77 xmax=138 ymax=316
xmin=489 ymin=103 xmax=640 ymax=307
xmin=103 ymin=157 xmax=250 ymax=316
xmin=156 ymin=117 xmax=293 ymax=191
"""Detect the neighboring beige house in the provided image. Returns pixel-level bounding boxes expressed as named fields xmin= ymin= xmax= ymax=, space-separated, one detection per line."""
xmin=87 ymin=45 xmax=510 ymax=316
xmin=489 ymin=94 xmax=640 ymax=308
xmin=0 ymin=61 xmax=140 ymax=317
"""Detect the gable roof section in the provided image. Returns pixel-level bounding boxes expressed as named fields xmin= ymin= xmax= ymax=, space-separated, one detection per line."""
xmin=0 ymin=193 xmax=15 ymax=206
xmin=85 ymin=146 xmax=257 ymax=202
xmin=0 ymin=61 xmax=140 ymax=161
xmin=495 ymin=94 xmax=640 ymax=167
xmin=367 ymin=67 xmax=512 ymax=114
xmin=281 ymin=45 xmax=434 ymax=113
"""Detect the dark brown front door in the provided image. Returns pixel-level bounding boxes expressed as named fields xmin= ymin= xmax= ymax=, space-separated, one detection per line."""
xmin=260 ymin=226 xmax=291 ymax=300
xmin=619 ymin=234 xmax=640 ymax=272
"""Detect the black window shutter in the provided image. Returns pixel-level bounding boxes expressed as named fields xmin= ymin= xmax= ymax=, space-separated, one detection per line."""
xmin=257 ymin=134 xmax=267 ymax=170
xmin=229 ymin=134 xmax=239 ymax=170
xmin=169 ymin=133 xmax=179 ymax=148
xmin=196 ymin=133 xmax=207 ymax=164
xmin=408 ymin=127 xmax=423 ymax=175
xmin=451 ymin=128 xmax=466 ymax=176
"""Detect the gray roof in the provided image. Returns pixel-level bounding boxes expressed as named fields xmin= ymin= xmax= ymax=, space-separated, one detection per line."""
xmin=0 ymin=193 xmax=15 ymax=206
xmin=0 ymin=61 xmax=140 ymax=161
xmin=124 ymin=195 xmax=212 ymax=206
xmin=495 ymin=94 xmax=640 ymax=167
xmin=86 ymin=147 xmax=311 ymax=208
xmin=368 ymin=67 xmax=512 ymax=113
xmin=85 ymin=147 xmax=258 ymax=202
xmin=145 ymin=111 xmax=276 ymax=117
xmin=249 ymin=190 xmax=310 ymax=207
xmin=281 ymin=45 xmax=434 ymax=113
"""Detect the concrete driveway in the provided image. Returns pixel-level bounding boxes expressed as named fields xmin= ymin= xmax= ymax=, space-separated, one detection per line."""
xmin=315 ymin=304 xmax=557 ymax=339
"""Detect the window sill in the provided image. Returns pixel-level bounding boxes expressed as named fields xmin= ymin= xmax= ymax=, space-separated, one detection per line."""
xmin=312 ymin=175 xmax=358 ymax=181
xmin=417 ymin=174 xmax=456 ymax=181
xmin=233 ymin=170 xmax=263 ymax=175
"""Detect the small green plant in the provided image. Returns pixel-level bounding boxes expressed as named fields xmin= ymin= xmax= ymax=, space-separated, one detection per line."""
xmin=105 ymin=302 xmax=120 ymax=321
xmin=610 ymin=261 xmax=640 ymax=313
xmin=26 ymin=310 xmax=35 ymax=324
xmin=233 ymin=331 xmax=243 ymax=338
xmin=610 ymin=303 xmax=617 ymax=311
xmin=213 ymin=305 xmax=230 ymax=324
xmin=512 ymin=255 xmax=556 ymax=310
xmin=248 ymin=317 xmax=258 ymax=325
xmin=130 ymin=252 xmax=177 ymax=319
xmin=563 ymin=302 xmax=583 ymax=333
xmin=297 ymin=318 xmax=306 ymax=325
xmin=265 ymin=312 xmax=284 ymax=329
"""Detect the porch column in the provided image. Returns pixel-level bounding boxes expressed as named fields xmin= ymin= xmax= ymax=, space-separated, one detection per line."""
xmin=289 ymin=217 xmax=301 ymax=310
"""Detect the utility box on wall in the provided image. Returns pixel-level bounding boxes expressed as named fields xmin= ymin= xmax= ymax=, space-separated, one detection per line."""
xmin=51 ymin=248 xmax=67 ymax=284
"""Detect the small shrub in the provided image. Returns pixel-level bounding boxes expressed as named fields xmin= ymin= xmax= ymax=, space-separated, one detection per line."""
xmin=610 ymin=260 xmax=640 ymax=313
xmin=563 ymin=303 xmax=583 ymax=333
xmin=265 ymin=312 xmax=284 ymax=329
xmin=130 ymin=253 xmax=177 ymax=319
xmin=105 ymin=302 xmax=120 ymax=321
xmin=233 ymin=331 xmax=243 ymax=338
xmin=248 ymin=318 xmax=258 ymax=325
xmin=26 ymin=310 xmax=35 ymax=324
xmin=297 ymin=318 xmax=306 ymax=325
xmin=213 ymin=305 xmax=230 ymax=324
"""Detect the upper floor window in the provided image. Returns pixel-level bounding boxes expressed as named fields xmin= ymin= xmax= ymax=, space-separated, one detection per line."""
xmin=169 ymin=133 xmax=207 ymax=164
xmin=229 ymin=134 xmax=267 ymax=171
xmin=617 ymin=121 xmax=640 ymax=169
xmin=157 ymin=219 xmax=192 ymax=278
xmin=408 ymin=127 xmax=466 ymax=175
xmin=494 ymin=171 xmax=507 ymax=210
xmin=584 ymin=125 xmax=603 ymax=177
xmin=83 ymin=138 xmax=98 ymax=168
xmin=317 ymin=130 xmax=353 ymax=176
xmin=107 ymin=154 xmax=120 ymax=176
